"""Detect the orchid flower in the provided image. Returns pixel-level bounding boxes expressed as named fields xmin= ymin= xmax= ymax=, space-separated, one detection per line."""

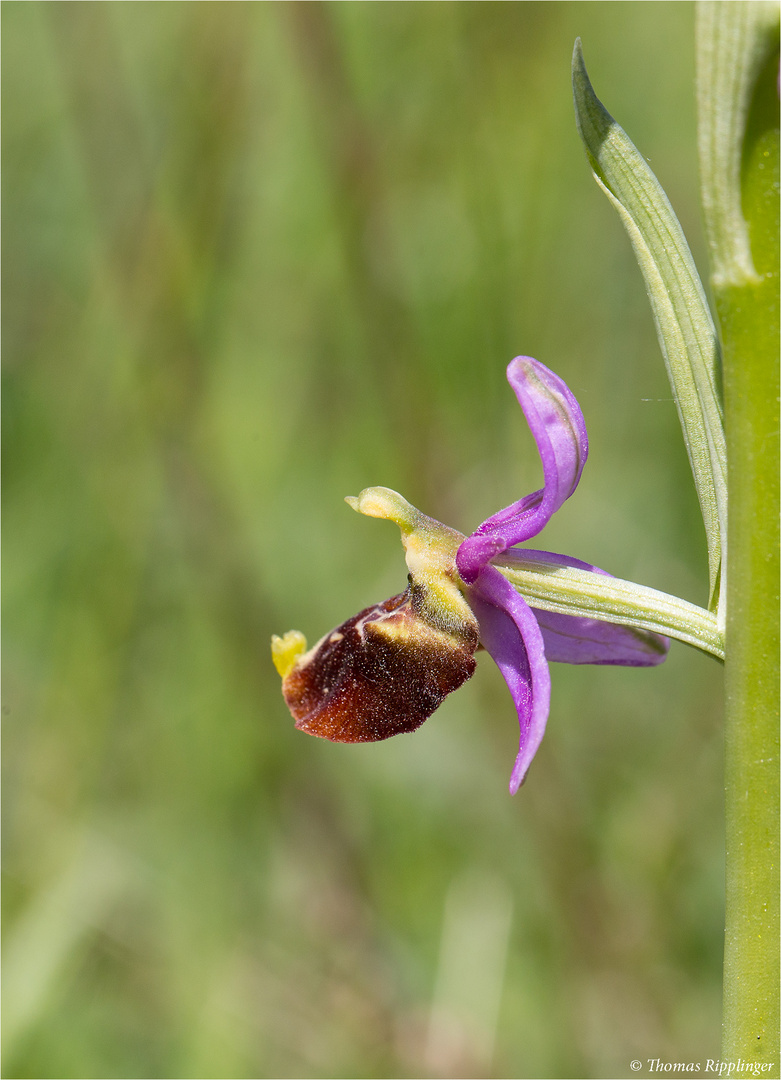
xmin=272 ymin=357 xmax=668 ymax=794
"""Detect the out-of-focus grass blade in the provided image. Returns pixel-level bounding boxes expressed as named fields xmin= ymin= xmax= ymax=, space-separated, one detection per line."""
xmin=572 ymin=39 xmax=727 ymax=616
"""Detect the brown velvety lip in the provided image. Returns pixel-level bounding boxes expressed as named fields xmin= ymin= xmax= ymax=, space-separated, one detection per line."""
xmin=282 ymin=590 xmax=478 ymax=743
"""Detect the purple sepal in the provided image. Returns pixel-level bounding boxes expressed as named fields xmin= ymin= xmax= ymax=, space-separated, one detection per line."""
xmin=457 ymin=357 xmax=588 ymax=582
xmin=466 ymin=565 xmax=551 ymax=794
xmin=494 ymin=547 xmax=670 ymax=666
xmin=532 ymin=608 xmax=669 ymax=666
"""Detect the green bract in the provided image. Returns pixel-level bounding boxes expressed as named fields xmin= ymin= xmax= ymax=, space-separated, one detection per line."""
xmin=572 ymin=39 xmax=728 ymax=620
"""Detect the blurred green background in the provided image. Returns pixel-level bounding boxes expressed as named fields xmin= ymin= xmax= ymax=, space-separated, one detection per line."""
xmin=3 ymin=3 xmax=724 ymax=1078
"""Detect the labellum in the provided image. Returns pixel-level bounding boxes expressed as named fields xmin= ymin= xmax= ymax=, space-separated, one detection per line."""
xmin=273 ymin=582 xmax=479 ymax=743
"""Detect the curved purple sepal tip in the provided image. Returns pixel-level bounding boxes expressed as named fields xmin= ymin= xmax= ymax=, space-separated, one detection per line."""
xmin=466 ymin=565 xmax=551 ymax=794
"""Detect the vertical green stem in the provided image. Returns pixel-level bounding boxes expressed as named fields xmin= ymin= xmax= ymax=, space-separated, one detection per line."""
xmin=725 ymin=298 xmax=777 ymax=1071
xmin=721 ymin=274 xmax=780 ymax=1067
xmin=697 ymin=2 xmax=780 ymax=1066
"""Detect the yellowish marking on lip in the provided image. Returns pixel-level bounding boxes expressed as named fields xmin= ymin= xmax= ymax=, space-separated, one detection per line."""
xmin=271 ymin=630 xmax=308 ymax=679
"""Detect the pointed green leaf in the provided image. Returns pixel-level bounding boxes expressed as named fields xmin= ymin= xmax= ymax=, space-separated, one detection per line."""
xmin=572 ymin=39 xmax=727 ymax=616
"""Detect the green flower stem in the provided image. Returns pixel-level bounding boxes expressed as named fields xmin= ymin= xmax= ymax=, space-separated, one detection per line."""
xmin=720 ymin=272 xmax=780 ymax=1068
xmin=697 ymin=2 xmax=780 ymax=1067
xmin=494 ymin=558 xmax=724 ymax=660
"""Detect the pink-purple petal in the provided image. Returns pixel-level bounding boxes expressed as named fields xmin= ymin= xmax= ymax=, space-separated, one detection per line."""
xmin=457 ymin=357 xmax=589 ymax=582
xmin=466 ymin=564 xmax=551 ymax=795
